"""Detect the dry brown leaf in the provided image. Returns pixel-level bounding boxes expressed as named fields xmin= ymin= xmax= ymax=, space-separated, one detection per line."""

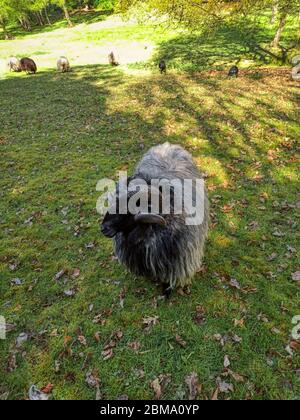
xmin=41 ymin=384 xmax=54 ymax=394
xmin=175 ymin=335 xmax=187 ymax=348
xmin=102 ymin=348 xmax=114 ymax=361
xmin=78 ymin=335 xmax=87 ymax=346
xmin=292 ymin=272 xmax=300 ymax=282
xmin=151 ymin=378 xmax=162 ymax=400
xmin=128 ymin=341 xmax=141 ymax=352
xmin=143 ymin=316 xmax=159 ymax=332
xmin=185 ymin=372 xmax=202 ymax=400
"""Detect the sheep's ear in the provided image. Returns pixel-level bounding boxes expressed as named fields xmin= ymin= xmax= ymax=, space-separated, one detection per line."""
xmin=134 ymin=213 xmax=166 ymax=227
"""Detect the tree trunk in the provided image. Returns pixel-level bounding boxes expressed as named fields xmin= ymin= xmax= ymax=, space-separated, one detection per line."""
xmin=39 ymin=11 xmax=45 ymax=25
xmin=271 ymin=14 xmax=286 ymax=48
xmin=35 ymin=12 xmax=43 ymax=26
xmin=19 ymin=16 xmax=32 ymax=31
xmin=44 ymin=7 xmax=51 ymax=25
xmin=270 ymin=1 xmax=279 ymax=25
xmin=62 ymin=3 xmax=73 ymax=27
xmin=0 ymin=17 xmax=8 ymax=39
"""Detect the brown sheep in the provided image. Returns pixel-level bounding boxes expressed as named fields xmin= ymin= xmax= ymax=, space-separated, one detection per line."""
xmin=20 ymin=58 xmax=37 ymax=74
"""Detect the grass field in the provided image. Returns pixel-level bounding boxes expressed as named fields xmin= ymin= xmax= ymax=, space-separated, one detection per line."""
xmin=0 ymin=12 xmax=300 ymax=400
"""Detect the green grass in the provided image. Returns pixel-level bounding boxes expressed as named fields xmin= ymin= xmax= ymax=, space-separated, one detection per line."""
xmin=0 ymin=14 xmax=300 ymax=401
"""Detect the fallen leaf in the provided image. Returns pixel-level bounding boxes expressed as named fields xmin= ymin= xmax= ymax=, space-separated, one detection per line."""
xmin=227 ymin=369 xmax=245 ymax=383
xmin=143 ymin=316 xmax=159 ymax=332
xmin=151 ymin=378 xmax=162 ymax=400
xmin=175 ymin=335 xmax=187 ymax=348
xmin=224 ymin=355 xmax=231 ymax=368
xmin=64 ymin=289 xmax=76 ymax=297
xmin=229 ymin=278 xmax=241 ymax=290
xmin=72 ymin=268 xmax=81 ymax=279
xmin=54 ymin=269 xmax=67 ymax=281
xmin=41 ymin=384 xmax=54 ymax=394
xmin=10 ymin=278 xmax=23 ymax=286
xmin=185 ymin=372 xmax=202 ymax=400
xmin=86 ymin=371 xmax=100 ymax=389
xmin=7 ymin=353 xmax=17 ymax=372
xmin=292 ymin=272 xmax=300 ymax=282
xmin=78 ymin=335 xmax=87 ymax=346
xmin=128 ymin=341 xmax=141 ymax=352
xmin=211 ymin=388 xmax=219 ymax=400
xmin=217 ymin=379 xmax=234 ymax=394
xmin=102 ymin=348 xmax=114 ymax=361
xmin=193 ymin=306 xmax=206 ymax=326
xmin=117 ymin=395 xmax=129 ymax=400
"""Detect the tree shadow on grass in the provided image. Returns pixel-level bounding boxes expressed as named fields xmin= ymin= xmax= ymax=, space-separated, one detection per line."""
xmin=153 ymin=21 xmax=298 ymax=71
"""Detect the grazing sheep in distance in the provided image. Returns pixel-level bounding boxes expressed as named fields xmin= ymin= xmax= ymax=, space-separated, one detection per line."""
xmin=108 ymin=52 xmax=119 ymax=66
xmin=57 ymin=56 xmax=70 ymax=73
xmin=159 ymin=60 xmax=167 ymax=74
xmin=228 ymin=65 xmax=239 ymax=77
xmin=20 ymin=58 xmax=37 ymax=74
xmin=101 ymin=143 xmax=210 ymax=296
xmin=7 ymin=57 xmax=21 ymax=72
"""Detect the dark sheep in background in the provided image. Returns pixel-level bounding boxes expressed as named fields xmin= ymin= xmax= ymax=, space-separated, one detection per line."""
xmin=228 ymin=66 xmax=239 ymax=77
xmin=20 ymin=58 xmax=37 ymax=74
xmin=101 ymin=143 xmax=210 ymax=296
xmin=159 ymin=60 xmax=167 ymax=74
xmin=108 ymin=52 xmax=119 ymax=66
xmin=7 ymin=57 xmax=21 ymax=72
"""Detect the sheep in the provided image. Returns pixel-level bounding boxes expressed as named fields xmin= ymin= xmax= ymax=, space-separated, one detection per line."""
xmin=57 ymin=56 xmax=70 ymax=73
xmin=7 ymin=57 xmax=21 ymax=72
xmin=20 ymin=58 xmax=37 ymax=74
xmin=101 ymin=143 xmax=210 ymax=296
xmin=228 ymin=65 xmax=239 ymax=78
xmin=292 ymin=64 xmax=300 ymax=81
xmin=108 ymin=52 xmax=119 ymax=66
xmin=159 ymin=60 xmax=167 ymax=74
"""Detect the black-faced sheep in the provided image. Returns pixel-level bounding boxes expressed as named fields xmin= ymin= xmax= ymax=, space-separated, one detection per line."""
xmin=101 ymin=143 xmax=210 ymax=296
xmin=228 ymin=66 xmax=239 ymax=77
xmin=7 ymin=57 xmax=21 ymax=72
xmin=159 ymin=60 xmax=167 ymax=74
xmin=57 ymin=56 xmax=70 ymax=73
xmin=20 ymin=58 xmax=37 ymax=74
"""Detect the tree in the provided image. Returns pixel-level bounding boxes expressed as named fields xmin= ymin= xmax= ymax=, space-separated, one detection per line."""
xmin=51 ymin=0 xmax=73 ymax=26
xmin=0 ymin=0 xmax=11 ymax=39
xmin=119 ymin=0 xmax=300 ymax=63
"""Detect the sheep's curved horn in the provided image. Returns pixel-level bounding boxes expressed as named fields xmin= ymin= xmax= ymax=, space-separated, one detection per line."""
xmin=134 ymin=213 xmax=166 ymax=226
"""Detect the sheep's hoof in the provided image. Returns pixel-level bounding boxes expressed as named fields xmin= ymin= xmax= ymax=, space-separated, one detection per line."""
xmin=162 ymin=284 xmax=173 ymax=299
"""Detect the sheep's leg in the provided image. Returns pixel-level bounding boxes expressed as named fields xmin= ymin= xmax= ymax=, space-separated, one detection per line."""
xmin=162 ymin=284 xmax=173 ymax=299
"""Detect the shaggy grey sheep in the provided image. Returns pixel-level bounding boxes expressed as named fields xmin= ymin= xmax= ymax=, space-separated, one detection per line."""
xmin=7 ymin=57 xmax=21 ymax=72
xmin=292 ymin=64 xmax=300 ymax=81
xmin=57 ymin=56 xmax=70 ymax=73
xmin=101 ymin=143 xmax=210 ymax=295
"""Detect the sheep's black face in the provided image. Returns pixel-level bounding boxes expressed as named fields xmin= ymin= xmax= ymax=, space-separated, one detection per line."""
xmin=101 ymin=213 xmax=136 ymax=239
